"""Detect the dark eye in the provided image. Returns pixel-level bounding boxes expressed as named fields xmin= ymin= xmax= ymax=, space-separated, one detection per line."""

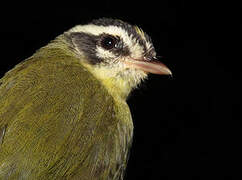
xmin=100 ymin=35 xmax=118 ymax=50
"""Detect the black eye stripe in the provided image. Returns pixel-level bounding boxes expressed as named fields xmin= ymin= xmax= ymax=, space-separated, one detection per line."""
xmin=91 ymin=18 xmax=153 ymax=51
xmin=68 ymin=18 xmax=155 ymax=65
xmin=69 ymin=32 xmax=102 ymax=64
xmin=98 ymin=34 xmax=130 ymax=57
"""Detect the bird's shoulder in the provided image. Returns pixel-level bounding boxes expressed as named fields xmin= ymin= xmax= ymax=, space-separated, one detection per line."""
xmin=0 ymin=48 xmax=121 ymax=130
xmin=0 ymin=47 xmax=133 ymax=179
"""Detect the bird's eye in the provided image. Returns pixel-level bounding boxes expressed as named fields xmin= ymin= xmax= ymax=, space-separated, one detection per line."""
xmin=100 ymin=35 xmax=118 ymax=50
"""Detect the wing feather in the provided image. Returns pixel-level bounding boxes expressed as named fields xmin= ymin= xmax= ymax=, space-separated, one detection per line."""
xmin=0 ymin=50 xmax=133 ymax=179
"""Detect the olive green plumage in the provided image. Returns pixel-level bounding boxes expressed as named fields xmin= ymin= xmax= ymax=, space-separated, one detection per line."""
xmin=0 ymin=18 xmax=171 ymax=180
xmin=0 ymin=36 xmax=133 ymax=179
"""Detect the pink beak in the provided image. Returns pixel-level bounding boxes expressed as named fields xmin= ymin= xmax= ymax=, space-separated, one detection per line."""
xmin=124 ymin=57 xmax=172 ymax=75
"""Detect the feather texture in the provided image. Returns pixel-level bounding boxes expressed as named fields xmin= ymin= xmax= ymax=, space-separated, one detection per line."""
xmin=0 ymin=38 xmax=133 ymax=179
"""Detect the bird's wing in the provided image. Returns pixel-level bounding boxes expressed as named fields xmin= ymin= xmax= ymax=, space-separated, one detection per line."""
xmin=0 ymin=55 xmax=130 ymax=179
xmin=0 ymin=125 xmax=6 ymax=146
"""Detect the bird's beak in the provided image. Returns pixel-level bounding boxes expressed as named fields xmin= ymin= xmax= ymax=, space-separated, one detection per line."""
xmin=124 ymin=57 xmax=172 ymax=75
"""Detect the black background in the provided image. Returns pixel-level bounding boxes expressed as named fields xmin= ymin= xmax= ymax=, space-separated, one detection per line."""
xmin=0 ymin=1 xmax=239 ymax=179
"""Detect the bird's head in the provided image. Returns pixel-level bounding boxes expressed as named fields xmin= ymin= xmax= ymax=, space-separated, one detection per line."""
xmin=65 ymin=18 xmax=171 ymax=99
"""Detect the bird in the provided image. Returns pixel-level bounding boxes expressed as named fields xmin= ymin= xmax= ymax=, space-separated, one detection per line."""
xmin=0 ymin=18 xmax=171 ymax=179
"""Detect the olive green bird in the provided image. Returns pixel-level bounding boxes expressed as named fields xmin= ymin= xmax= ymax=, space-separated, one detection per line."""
xmin=0 ymin=18 xmax=171 ymax=179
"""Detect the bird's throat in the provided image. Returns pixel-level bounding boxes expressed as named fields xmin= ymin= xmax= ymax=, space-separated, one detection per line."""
xmin=80 ymin=62 xmax=146 ymax=100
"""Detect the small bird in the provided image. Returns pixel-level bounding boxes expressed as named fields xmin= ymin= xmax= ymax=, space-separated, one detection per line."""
xmin=0 ymin=18 xmax=171 ymax=179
